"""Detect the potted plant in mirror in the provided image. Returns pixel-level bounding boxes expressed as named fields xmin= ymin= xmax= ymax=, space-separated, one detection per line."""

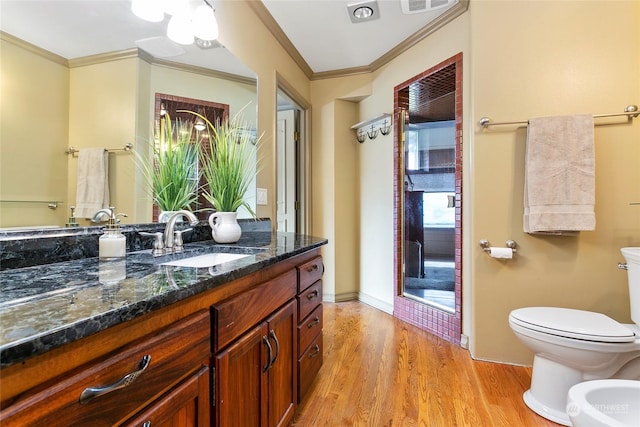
xmin=183 ymin=109 xmax=258 ymax=243
xmin=135 ymin=113 xmax=199 ymax=222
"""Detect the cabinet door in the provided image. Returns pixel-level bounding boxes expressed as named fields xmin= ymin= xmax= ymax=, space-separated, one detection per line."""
xmin=214 ymin=322 xmax=269 ymax=427
xmin=124 ymin=365 xmax=210 ymax=427
xmin=266 ymin=300 xmax=297 ymax=427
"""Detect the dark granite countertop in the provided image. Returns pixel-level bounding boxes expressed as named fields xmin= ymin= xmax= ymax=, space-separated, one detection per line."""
xmin=0 ymin=232 xmax=327 ymax=368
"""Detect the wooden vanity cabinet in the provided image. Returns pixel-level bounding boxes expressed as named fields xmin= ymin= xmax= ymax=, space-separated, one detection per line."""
xmin=0 ymin=310 xmax=211 ymax=427
xmin=212 ymin=270 xmax=298 ymax=427
xmin=296 ymin=256 xmax=324 ymax=402
xmin=123 ymin=365 xmax=210 ymax=427
xmin=0 ymin=248 xmax=325 ymax=427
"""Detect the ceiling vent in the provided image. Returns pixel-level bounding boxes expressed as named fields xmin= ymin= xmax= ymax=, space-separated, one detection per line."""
xmin=400 ymin=0 xmax=456 ymax=14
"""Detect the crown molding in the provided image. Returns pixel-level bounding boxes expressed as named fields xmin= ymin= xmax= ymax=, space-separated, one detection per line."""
xmin=249 ymin=0 xmax=470 ymax=81
xmin=246 ymin=0 xmax=314 ymax=79
xmin=151 ymin=57 xmax=257 ymax=86
xmin=0 ymin=31 xmax=67 ymax=67
xmin=368 ymin=0 xmax=469 ymax=73
xmin=68 ymin=48 xmax=143 ymax=68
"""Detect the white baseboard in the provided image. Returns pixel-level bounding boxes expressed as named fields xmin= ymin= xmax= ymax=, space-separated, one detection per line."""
xmin=357 ymin=292 xmax=393 ymax=314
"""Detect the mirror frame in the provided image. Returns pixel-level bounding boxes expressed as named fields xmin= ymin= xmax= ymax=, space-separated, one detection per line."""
xmin=392 ymin=53 xmax=463 ymax=345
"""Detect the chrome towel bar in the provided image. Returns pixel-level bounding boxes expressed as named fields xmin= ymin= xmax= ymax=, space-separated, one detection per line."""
xmin=479 ymin=104 xmax=639 ymax=128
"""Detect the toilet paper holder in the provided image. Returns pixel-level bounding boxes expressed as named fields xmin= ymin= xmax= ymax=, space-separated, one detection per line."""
xmin=479 ymin=239 xmax=517 ymax=254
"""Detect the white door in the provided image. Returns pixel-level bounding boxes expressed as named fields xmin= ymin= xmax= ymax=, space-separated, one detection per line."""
xmin=276 ymin=109 xmax=296 ymax=232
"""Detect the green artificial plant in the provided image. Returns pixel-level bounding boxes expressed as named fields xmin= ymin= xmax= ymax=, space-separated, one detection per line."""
xmin=136 ymin=113 xmax=199 ymax=212
xmin=181 ymin=109 xmax=258 ymax=216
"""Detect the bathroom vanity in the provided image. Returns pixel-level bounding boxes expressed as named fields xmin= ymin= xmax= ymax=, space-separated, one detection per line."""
xmin=0 ymin=228 xmax=326 ymax=426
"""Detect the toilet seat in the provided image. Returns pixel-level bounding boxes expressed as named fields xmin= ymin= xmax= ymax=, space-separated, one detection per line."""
xmin=510 ymin=307 xmax=636 ymax=343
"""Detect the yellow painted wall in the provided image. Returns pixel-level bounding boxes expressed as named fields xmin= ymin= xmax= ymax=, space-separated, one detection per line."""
xmin=310 ymin=14 xmax=470 ymax=314
xmin=310 ymin=75 xmax=373 ymax=303
xmin=0 ymin=37 xmax=69 ymax=227
xmin=67 ymin=58 xmax=139 ymax=224
xmin=469 ymin=0 xmax=640 ymax=364
xmin=214 ymin=1 xmax=312 ymax=222
xmin=307 ymin=0 xmax=639 ymax=366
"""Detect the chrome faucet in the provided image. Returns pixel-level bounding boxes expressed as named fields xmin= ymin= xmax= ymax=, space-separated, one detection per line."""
xmin=163 ymin=210 xmax=199 ymax=252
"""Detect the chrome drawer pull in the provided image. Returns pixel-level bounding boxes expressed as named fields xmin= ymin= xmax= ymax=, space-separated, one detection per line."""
xmin=308 ymin=345 xmax=320 ymax=359
xmin=306 ymin=289 xmax=319 ymax=300
xmin=79 ymin=355 xmax=151 ymax=404
xmin=307 ymin=316 xmax=320 ymax=328
xmin=142 ymin=422 xmax=151 ymax=427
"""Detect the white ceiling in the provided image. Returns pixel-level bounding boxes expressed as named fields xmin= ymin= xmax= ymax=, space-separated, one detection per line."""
xmin=261 ymin=0 xmax=459 ymax=73
xmin=0 ymin=0 xmax=461 ymax=77
xmin=0 ymin=0 xmax=254 ymax=78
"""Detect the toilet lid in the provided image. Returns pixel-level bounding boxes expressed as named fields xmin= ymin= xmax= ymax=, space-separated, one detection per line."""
xmin=510 ymin=307 xmax=636 ymax=343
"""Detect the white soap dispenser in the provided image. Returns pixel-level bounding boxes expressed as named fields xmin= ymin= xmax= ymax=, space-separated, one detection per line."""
xmin=96 ymin=207 xmax=127 ymax=259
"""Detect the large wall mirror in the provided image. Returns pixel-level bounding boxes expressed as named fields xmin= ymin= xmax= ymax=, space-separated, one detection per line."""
xmin=0 ymin=1 xmax=257 ymax=229
xmin=393 ymin=53 xmax=462 ymax=344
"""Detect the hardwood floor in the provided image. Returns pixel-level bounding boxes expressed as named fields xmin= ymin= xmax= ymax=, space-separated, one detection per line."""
xmin=293 ymin=301 xmax=561 ymax=427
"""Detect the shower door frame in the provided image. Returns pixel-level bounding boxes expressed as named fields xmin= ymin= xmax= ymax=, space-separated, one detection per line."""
xmin=392 ymin=53 xmax=463 ymax=345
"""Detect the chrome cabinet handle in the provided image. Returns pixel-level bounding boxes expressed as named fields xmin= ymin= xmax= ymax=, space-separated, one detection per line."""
xmin=142 ymin=422 xmax=151 ymax=427
xmin=308 ymin=345 xmax=320 ymax=359
xmin=269 ymin=329 xmax=280 ymax=365
xmin=263 ymin=335 xmax=273 ymax=372
xmin=307 ymin=316 xmax=320 ymax=329
xmin=80 ymin=355 xmax=151 ymax=404
xmin=306 ymin=289 xmax=319 ymax=300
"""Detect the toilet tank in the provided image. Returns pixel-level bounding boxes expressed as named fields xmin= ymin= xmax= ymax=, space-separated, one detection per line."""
xmin=621 ymin=247 xmax=640 ymax=325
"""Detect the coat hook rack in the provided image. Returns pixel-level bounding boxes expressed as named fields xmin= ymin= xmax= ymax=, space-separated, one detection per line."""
xmin=351 ymin=113 xmax=392 ymax=143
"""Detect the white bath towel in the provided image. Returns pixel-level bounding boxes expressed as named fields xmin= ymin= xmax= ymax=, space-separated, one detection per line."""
xmin=523 ymin=114 xmax=595 ymax=235
xmin=75 ymin=148 xmax=110 ymax=218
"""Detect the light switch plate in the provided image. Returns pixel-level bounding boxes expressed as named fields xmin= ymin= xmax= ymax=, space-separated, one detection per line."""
xmin=257 ymin=188 xmax=267 ymax=205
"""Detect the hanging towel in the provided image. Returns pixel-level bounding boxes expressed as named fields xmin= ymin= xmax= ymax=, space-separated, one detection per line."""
xmin=75 ymin=148 xmax=110 ymax=218
xmin=523 ymin=114 xmax=595 ymax=235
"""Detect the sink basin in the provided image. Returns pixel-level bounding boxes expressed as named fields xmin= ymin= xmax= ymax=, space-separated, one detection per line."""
xmin=161 ymin=253 xmax=250 ymax=268
xmin=567 ymin=379 xmax=640 ymax=427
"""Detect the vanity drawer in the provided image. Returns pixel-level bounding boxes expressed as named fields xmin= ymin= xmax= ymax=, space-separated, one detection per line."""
xmin=212 ymin=268 xmax=297 ymax=352
xmin=297 ymin=256 xmax=324 ymax=293
xmin=298 ymin=333 xmax=323 ymax=402
xmin=298 ymin=279 xmax=322 ymax=321
xmin=298 ymin=304 xmax=323 ymax=355
xmin=0 ymin=310 xmax=210 ymax=427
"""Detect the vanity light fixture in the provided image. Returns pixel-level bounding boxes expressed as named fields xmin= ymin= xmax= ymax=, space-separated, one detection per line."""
xmin=131 ymin=0 xmax=164 ymax=22
xmin=131 ymin=0 xmax=219 ymax=46
xmin=194 ymin=109 xmax=206 ymax=131
xmin=347 ymin=0 xmax=380 ymax=23
xmin=167 ymin=12 xmax=194 ymax=45
xmin=193 ymin=3 xmax=219 ymax=41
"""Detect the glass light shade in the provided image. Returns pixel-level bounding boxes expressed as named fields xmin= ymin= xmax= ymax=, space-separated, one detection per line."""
xmin=167 ymin=14 xmax=194 ymax=45
xmin=194 ymin=118 xmax=206 ymax=131
xmin=131 ymin=0 xmax=164 ymax=22
xmin=163 ymin=0 xmax=189 ymax=16
xmin=193 ymin=5 xmax=219 ymax=41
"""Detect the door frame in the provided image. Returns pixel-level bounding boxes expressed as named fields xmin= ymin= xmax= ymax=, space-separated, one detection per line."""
xmin=276 ymin=74 xmax=311 ymax=235
xmin=392 ymin=53 xmax=463 ymax=345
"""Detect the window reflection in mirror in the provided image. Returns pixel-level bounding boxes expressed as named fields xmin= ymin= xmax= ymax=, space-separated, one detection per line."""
xmin=153 ymin=94 xmax=229 ymax=222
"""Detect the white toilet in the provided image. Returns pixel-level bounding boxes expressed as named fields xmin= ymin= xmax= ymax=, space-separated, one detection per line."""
xmin=509 ymin=247 xmax=640 ymax=426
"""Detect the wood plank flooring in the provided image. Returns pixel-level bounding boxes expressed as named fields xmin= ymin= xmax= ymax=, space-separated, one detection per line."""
xmin=292 ymin=301 xmax=560 ymax=427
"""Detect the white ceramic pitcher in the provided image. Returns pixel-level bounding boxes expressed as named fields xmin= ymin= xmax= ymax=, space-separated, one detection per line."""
xmin=208 ymin=212 xmax=242 ymax=243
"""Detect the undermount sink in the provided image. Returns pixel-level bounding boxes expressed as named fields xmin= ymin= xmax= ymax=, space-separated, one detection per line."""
xmin=567 ymin=379 xmax=640 ymax=427
xmin=161 ymin=253 xmax=250 ymax=268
